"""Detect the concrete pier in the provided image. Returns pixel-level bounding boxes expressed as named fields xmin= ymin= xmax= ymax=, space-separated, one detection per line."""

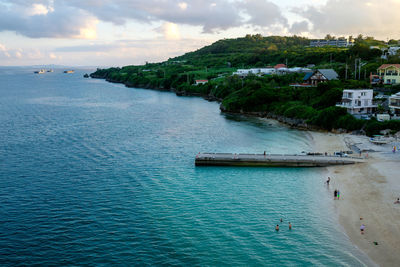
xmin=195 ymin=153 xmax=364 ymax=167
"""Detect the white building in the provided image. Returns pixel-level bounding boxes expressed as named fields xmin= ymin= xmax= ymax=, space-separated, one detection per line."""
xmin=194 ymin=79 xmax=208 ymax=85
xmin=233 ymin=68 xmax=275 ymax=76
xmin=388 ymin=47 xmax=400 ymax=56
xmin=233 ymin=67 xmax=311 ymax=77
xmin=310 ymin=39 xmax=353 ymax=47
xmin=336 ymin=89 xmax=377 ymax=115
xmin=389 ymin=92 xmax=400 ymax=116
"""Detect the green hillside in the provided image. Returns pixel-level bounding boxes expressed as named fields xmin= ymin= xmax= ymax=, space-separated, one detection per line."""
xmin=91 ymin=35 xmax=400 ymax=135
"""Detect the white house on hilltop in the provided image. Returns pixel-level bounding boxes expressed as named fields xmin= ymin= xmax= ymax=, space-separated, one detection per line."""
xmin=233 ymin=68 xmax=275 ymax=76
xmin=336 ymin=89 xmax=377 ymax=115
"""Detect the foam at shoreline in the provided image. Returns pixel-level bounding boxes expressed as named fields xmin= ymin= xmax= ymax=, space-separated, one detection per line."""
xmin=310 ymin=132 xmax=400 ymax=266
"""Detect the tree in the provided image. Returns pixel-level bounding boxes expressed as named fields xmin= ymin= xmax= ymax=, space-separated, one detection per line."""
xmin=325 ymin=34 xmax=335 ymax=40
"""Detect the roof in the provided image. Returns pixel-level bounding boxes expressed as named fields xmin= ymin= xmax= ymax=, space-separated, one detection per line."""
xmin=274 ymin=64 xmax=287 ymax=69
xmin=303 ymin=72 xmax=313 ymax=81
xmin=195 ymin=79 xmax=208 ymax=82
xmin=317 ymin=69 xmax=339 ymax=80
xmin=378 ymin=64 xmax=400 ymax=70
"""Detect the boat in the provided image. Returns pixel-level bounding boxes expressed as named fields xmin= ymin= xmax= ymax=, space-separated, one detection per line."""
xmin=34 ymin=69 xmax=45 ymax=74
xmin=47 ymin=69 xmax=54 ymax=72
xmin=64 ymin=70 xmax=74 ymax=74
xmin=369 ymin=135 xmax=391 ymax=145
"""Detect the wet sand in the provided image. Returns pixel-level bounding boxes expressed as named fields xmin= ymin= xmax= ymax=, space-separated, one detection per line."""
xmin=310 ymin=132 xmax=400 ymax=266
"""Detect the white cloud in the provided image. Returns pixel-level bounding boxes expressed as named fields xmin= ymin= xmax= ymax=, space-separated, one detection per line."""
xmin=0 ymin=1 xmax=98 ymax=39
xmin=28 ymin=3 xmax=52 ymax=16
xmin=296 ymin=0 xmax=400 ymax=39
xmin=178 ymin=2 xmax=188 ymax=10
xmin=162 ymin=22 xmax=181 ymax=40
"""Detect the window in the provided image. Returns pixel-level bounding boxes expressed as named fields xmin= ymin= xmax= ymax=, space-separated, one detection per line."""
xmin=361 ymin=92 xmax=366 ymax=96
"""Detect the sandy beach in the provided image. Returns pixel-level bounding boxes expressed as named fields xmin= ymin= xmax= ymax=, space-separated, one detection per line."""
xmin=310 ymin=132 xmax=400 ymax=266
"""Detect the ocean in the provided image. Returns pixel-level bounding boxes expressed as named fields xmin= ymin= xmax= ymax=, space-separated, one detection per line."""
xmin=0 ymin=67 xmax=372 ymax=266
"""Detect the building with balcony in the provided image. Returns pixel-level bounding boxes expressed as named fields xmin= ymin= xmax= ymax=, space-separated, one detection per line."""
xmin=336 ymin=89 xmax=377 ymax=115
xmin=377 ymin=64 xmax=400 ymax=84
xmin=389 ymin=92 xmax=400 ymax=116
xmin=309 ymin=39 xmax=353 ymax=47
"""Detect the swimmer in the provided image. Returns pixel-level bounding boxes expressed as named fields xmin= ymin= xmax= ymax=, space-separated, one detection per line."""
xmin=288 ymin=222 xmax=292 ymax=230
xmin=275 ymin=225 xmax=279 ymax=231
xmin=326 ymin=177 xmax=331 ymax=185
xmin=360 ymin=224 xmax=365 ymax=234
xmin=280 ymin=218 xmax=283 ymax=223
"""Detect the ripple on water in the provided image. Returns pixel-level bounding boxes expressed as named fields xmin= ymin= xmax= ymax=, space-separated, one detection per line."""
xmin=0 ymin=69 xmax=374 ymax=266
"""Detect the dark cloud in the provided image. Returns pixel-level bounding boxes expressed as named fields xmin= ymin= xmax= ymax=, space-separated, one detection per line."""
xmin=66 ymin=0 xmax=243 ymax=32
xmin=289 ymin=20 xmax=309 ymax=34
xmin=239 ymin=0 xmax=287 ymax=28
xmin=0 ymin=1 xmax=97 ymax=38
xmin=0 ymin=0 xmax=290 ymax=38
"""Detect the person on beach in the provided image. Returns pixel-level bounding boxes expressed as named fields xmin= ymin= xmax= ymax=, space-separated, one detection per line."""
xmin=289 ymin=222 xmax=292 ymax=230
xmin=337 ymin=190 xmax=340 ymax=199
xmin=275 ymin=225 xmax=279 ymax=231
xmin=326 ymin=177 xmax=331 ymax=185
xmin=360 ymin=224 xmax=365 ymax=234
xmin=394 ymin=198 xmax=400 ymax=204
xmin=334 ymin=189 xmax=338 ymax=200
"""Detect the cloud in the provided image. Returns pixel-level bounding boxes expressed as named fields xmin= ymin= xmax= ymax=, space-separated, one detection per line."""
xmin=290 ymin=21 xmax=309 ymax=34
xmin=0 ymin=43 xmax=11 ymax=58
xmin=296 ymin=0 xmax=400 ymax=39
xmin=0 ymin=1 xmax=98 ymax=39
xmin=0 ymin=0 xmax=290 ymax=38
xmin=51 ymin=37 xmax=212 ymax=65
xmin=239 ymin=0 xmax=288 ymax=28
xmin=0 ymin=42 xmax=61 ymax=63
xmin=156 ymin=22 xmax=181 ymax=40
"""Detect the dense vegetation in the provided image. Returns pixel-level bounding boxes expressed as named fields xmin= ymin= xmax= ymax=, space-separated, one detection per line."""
xmin=91 ymin=35 xmax=400 ymax=136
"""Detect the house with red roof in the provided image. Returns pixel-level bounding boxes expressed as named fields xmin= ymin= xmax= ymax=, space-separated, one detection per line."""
xmin=274 ymin=64 xmax=286 ymax=69
xmin=195 ymin=79 xmax=208 ymax=85
xmin=377 ymin=64 xmax=400 ymax=84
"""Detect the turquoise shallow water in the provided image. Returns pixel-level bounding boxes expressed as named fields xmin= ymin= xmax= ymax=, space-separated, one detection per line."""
xmin=0 ymin=68 xmax=372 ymax=266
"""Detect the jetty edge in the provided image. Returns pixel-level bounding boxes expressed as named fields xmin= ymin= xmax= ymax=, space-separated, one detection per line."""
xmin=195 ymin=153 xmax=364 ymax=167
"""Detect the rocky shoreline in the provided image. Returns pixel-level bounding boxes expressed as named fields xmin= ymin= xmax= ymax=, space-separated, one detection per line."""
xmin=90 ymin=75 xmax=358 ymax=134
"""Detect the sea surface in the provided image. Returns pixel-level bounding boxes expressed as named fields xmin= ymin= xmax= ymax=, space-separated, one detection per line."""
xmin=0 ymin=68 xmax=373 ymax=266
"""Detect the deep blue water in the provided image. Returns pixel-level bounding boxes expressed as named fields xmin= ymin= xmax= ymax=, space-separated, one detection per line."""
xmin=0 ymin=68 xmax=372 ymax=266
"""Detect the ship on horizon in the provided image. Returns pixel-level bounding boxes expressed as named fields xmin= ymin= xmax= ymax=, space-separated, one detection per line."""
xmin=34 ymin=69 xmax=45 ymax=74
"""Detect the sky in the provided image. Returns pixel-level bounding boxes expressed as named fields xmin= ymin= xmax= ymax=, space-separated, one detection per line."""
xmin=0 ymin=0 xmax=400 ymax=67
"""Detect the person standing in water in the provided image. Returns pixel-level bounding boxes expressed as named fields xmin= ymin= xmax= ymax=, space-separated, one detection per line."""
xmin=288 ymin=222 xmax=292 ymax=230
xmin=360 ymin=224 xmax=365 ymax=234
xmin=334 ymin=189 xmax=338 ymax=200
xmin=275 ymin=225 xmax=279 ymax=231
xmin=326 ymin=177 xmax=331 ymax=185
